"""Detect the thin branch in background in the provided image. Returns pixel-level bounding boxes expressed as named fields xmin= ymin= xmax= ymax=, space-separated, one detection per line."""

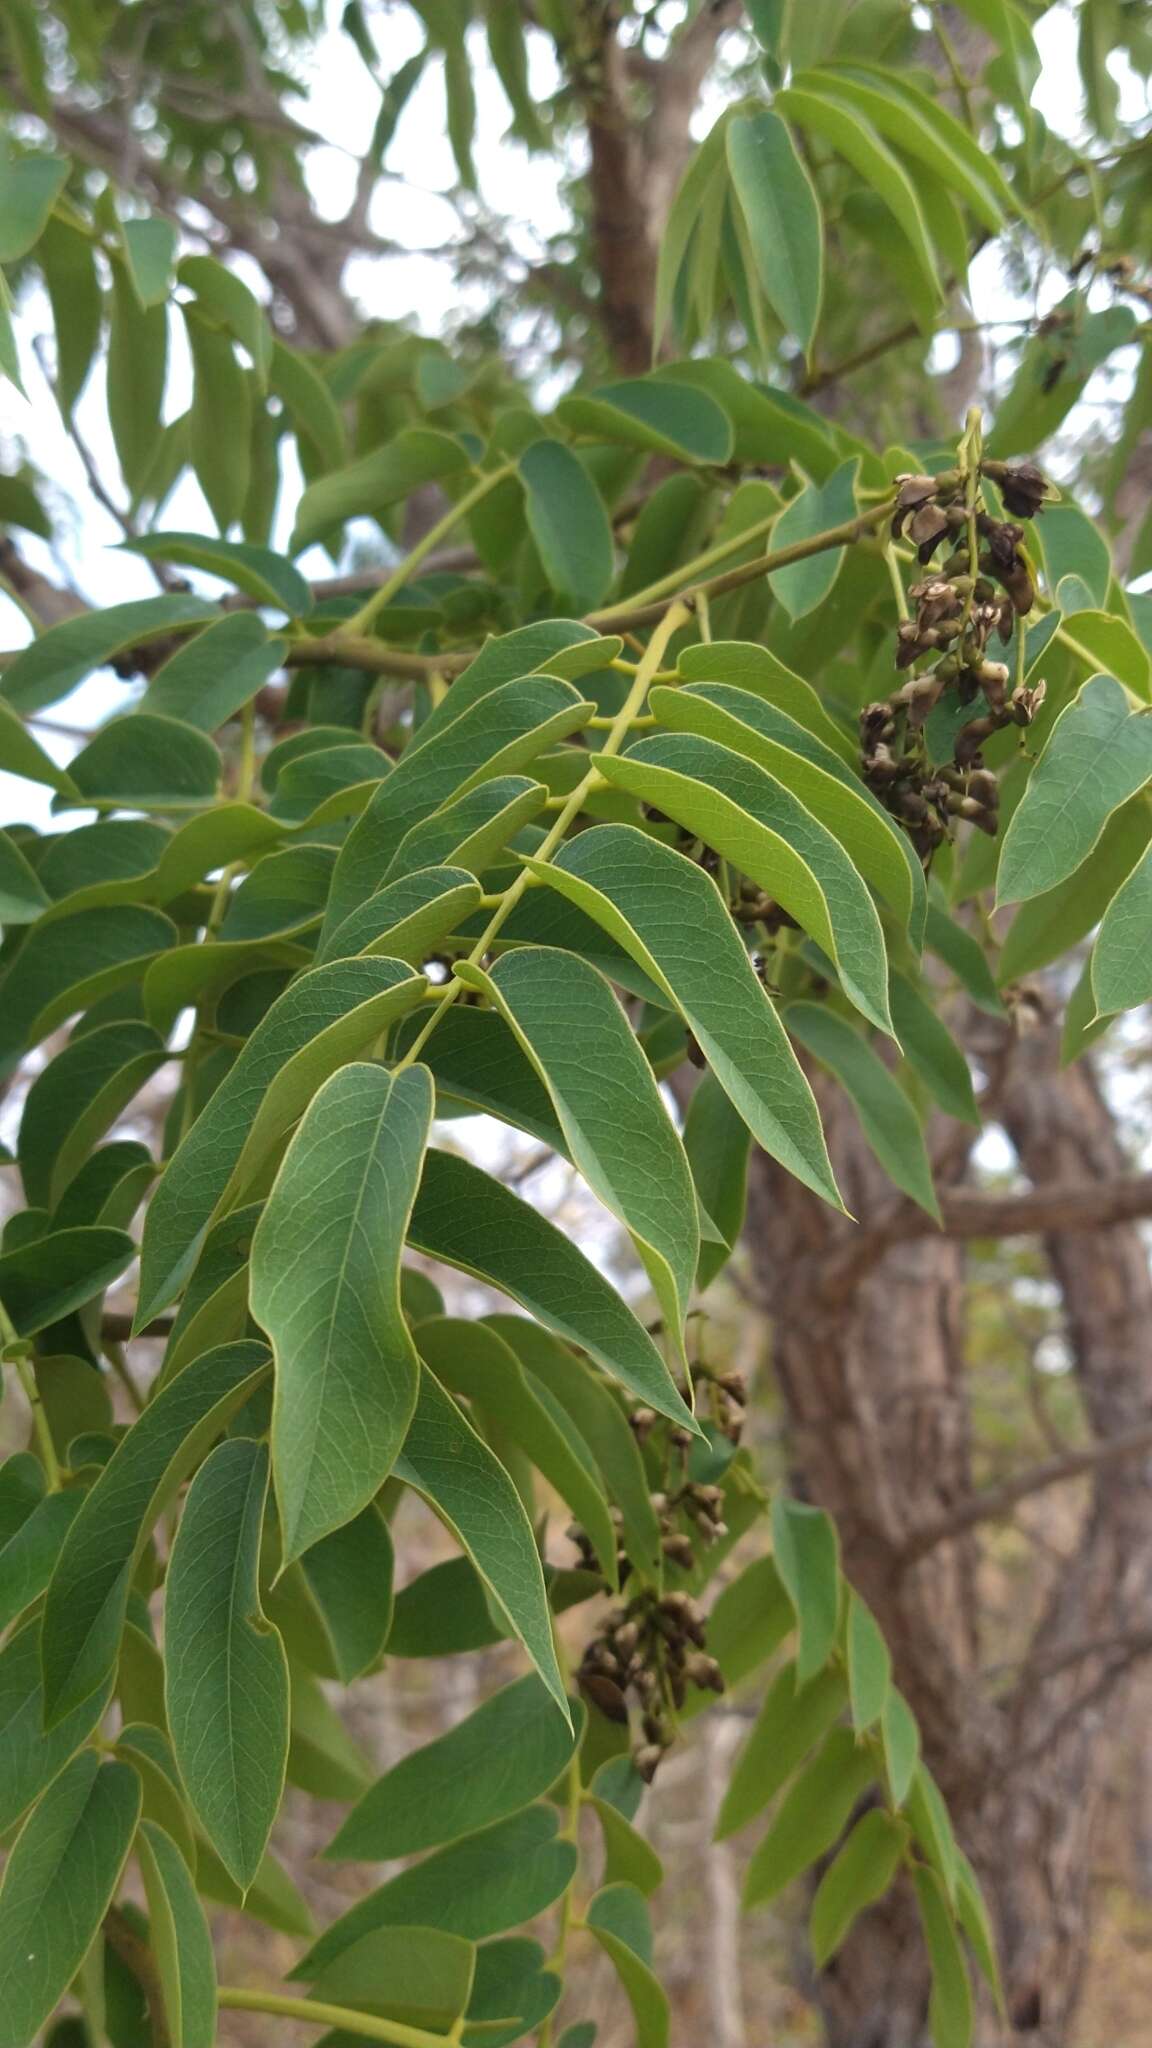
xmin=903 ymin=1418 xmax=1152 ymax=1561
xmin=30 ymin=335 xmax=178 ymax=593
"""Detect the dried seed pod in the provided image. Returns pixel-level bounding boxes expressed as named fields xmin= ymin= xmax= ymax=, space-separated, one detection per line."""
xmin=982 ymin=458 xmax=1049 ymax=520
xmin=661 ymin=1532 xmax=696 ymax=1569
xmin=579 ymin=1671 xmax=630 ymax=1724
xmin=633 ymin=1743 xmax=664 ymax=1782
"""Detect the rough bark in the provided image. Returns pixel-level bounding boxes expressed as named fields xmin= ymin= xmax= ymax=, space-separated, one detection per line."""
xmin=746 ymin=1005 xmax=1152 ymax=2045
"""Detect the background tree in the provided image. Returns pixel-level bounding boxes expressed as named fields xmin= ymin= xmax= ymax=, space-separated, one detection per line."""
xmin=1 ymin=3 xmax=1152 ymax=2047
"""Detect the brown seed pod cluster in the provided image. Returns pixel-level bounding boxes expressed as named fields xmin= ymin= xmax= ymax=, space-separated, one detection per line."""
xmin=577 ymin=1588 xmax=725 ymax=1781
xmin=861 ymin=457 xmax=1050 ymax=861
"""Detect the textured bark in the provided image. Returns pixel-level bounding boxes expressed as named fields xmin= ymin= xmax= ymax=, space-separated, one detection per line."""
xmin=746 ymin=1008 xmax=1152 ymax=2045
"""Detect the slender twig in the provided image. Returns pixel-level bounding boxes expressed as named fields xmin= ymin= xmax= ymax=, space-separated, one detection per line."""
xmin=217 ymin=1988 xmax=463 ymax=2047
xmin=902 ymin=1419 xmax=1152 ymax=1560
xmin=337 ymin=464 xmax=516 ymax=640
xmin=105 ymin=1906 xmax=170 ymax=2048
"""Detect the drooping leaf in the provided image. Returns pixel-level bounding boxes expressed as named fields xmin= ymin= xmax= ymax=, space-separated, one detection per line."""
xmin=0 ymin=596 xmax=213 ymax=717
xmin=586 ymin=1885 xmax=669 ymax=2048
xmin=0 ymin=1621 xmax=114 ymax=1837
xmin=519 ymin=440 xmax=614 ymax=612
xmin=17 ymin=1020 xmax=167 ymax=1210
xmin=298 ymin=1505 xmax=395 ymax=1684
xmin=40 ymin=1341 xmax=271 ymax=1725
xmin=310 ymin=1927 xmax=477 ymax=2034
xmin=0 ymin=1224 xmax=135 ymax=1335
xmin=317 ymin=866 xmax=482 ymax=967
xmin=327 ymin=1674 xmax=576 ymax=1862
xmin=527 ymin=825 xmax=841 ymax=1208
xmin=139 ymin=612 xmax=286 ymax=732
xmin=0 ymin=152 xmax=70 ymax=263
xmin=165 ymin=1438 xmax=289 ymax=1889
xmin=997 ymin=676 xmax=1152 ymax=905
xmin=767 ymin=459 xmax=860 ymax=621
xmin=0 ymin=904 xmax=177 ymax=1068
xmin=136 ymin=1821 xmax=217 ymax=2048
xmin=290 ymin=429 xmax=471 ymax=552
xmin=461 ymin=946 xmax=699 ymax=1338
xmin=743 ymin=1725 xmax=875 ymax=1908
xmin=0 ymin=827 xmax=49 ymax=922
xmin=771 ymin=1496 xmax=841 ymax=1685
xmin=119 ymin=216 xmax=177 ymax=307
xmin=715 ymin=1660 xmax=848 ymax=1840
xmin=0 ymin=1753 xmax=140 ymax=2048
xmin=123 ymin=533 xmax=311 ymax=615
xmin=407 ymin=1149 xmax=693 ymax=1426
xmin=726 ymin=109 xmax=823 ymax=359
xmin=251 ymin=1062 xmax=432 ymax=1562
xmin=555 ymin=378 xmax=732 ymax=465
xmin=786 ymin=1001 xmax=940 ymax=1220
xmin=1094 ymin=838 xmax=1152 ymax=1015
xmin=914 ymin=1867 xmax=974 ymax=2048
xmin=137 ymin=957 xmax=426 ymax=1322
xmin=846 ymin=1591 xmax=892 ymax=1730
xmin=810 ymin=1810 xmax=905 ymax=1966
xmin=395 ymin=1365 xmax=568 ymax=1715
xmin=683 ymin=1071 xmax=751 ymax=1288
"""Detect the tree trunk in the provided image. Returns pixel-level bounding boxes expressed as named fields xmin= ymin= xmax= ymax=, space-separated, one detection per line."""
xmin=745 ymin=1006 xmax=1152 ymax=2045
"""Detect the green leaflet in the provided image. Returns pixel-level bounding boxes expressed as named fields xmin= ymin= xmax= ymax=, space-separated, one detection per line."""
xmin=395 ymin=1365 xmax=568 ymax=1716
xmin=416 ymin=1316 xmax=618 ymax=1586
xmin=776 ymin=84 xmax=942 ymax=323
xmin=408 ymin=621 xmax=598 ymax=750
xmin=0 ymin=904 xmax=177 ymax=1067
xmin=298 ymin=1505 xmax=395 ymax=1683
xmin=0 ymin=827 xmax=48 ymax=921
xmin=137 ymin=956 xmax=426 ymax=1322
xmin=772 ymin=1495 xmax=840 ymax=1684
xmin=743 ymin=1725 xmax=876 ymax=1908
xmin=1094 ymin=838 xmax=1152 ymax=1014
xmin=0 ymin=595 xmax=213 ymax=717
xmin=727 ymin=110 xmax=823 ymax=360
xmin=846 ymin=1592 xmax=892 ymax=1730
xmin=18 ymin=1020 xmax=167 ymax=1209
xmin=767 ymin=458 xmax=860 ymax=620
xmin=0 ymin=1224 xmax=135 ymax=1336
xmin=382 ymin=778 xmax=547 ymax=884
xmin=0 ymin=153 xmax=70 ymax=263
xmin=519 ymin=440 xmax=614 ymax=611
xmin=527 ymin=824 xmax=841 ymax=1209
xmin=464 ymin=1936 xmax=560 ymax=2047
xmin=888 ymin=972 xmax=979 ymax=1125
xmin=62 ymin=713 xmax=221 ymax=817
xmin=810 ymin=1810 xmax=906 ymax=1967
xmin=295 ymin=1804 xmax=578 ymax=1977
xmin=461 ymin=945 xmax=700 ymax=1340
xmin=914 ymin=1867 xmax=974 ymax=2048
xmin=0 ymin=1620 xmax=113 ymax=1836
xmin=252 ymin=1062 xmax=432 ymax=1562
xmin=997 ymin=676 xmax=1152 ymax=905
xmin=655 ymin=676 xmax=923 ymax=932
xmin=683 ymin=1070 xmax=751 ymax=1288
xmin=290 ymin=428 xmax=471 ymax=551
xmin=40 ymin=1341 xmax=271 ymax=1725
xmin=813 ymin=65 xmax=1011 ymax=229
xmin=786 ymin=1001 xmax=940 ymax=1221
xmin=586 ymin=1885 xmax=669 ymax=2048
xmin=996 ymin=796 xmax=1152 ymax=986
xmin=326 ymin=1673 xmax=576 ymax=1862
xmin=0 ymin=1754 xmax=141 ymax=2048
xmin=310 ymin=1927 xmax=477 ymax=2034
xmin=716 ymin=1660 xmax=848 ymax=1839
xmin=320 ymin=674 xmax=592 ymax=942
xmin=39 ymin=220 xmax=101 ymax=417
xmin=165 ymin=1439 xmax=289 ymax=1888
xmin=124 ymin=532 xmax=311 ymax=615
xmin=677 ymin=640 xmax=853 ymax=760
xmin=882 ymin=1688 xmax=921 ymax=1807
xmin=119 ymin=215 xmax=177 ymax=306
xmin=407 ymin=1149 xmax=693 ymax=1427
xmin=0 ymin=1487 xmax=81 ymax=1635
xmin=0 ymin=697 xmax=79 ymax=796
xmin=316 ymin=865 xmax=482 ymax=966
xmin=398 ymin=1004 xmax=563 ymax=1147
xmin=140 ymin=613 xmax=287 ymax=732
xmin=600 ymin=732 xmax=893 ymax=1033
xmin=555 ymin=377 xmax=732 ymax=465
xmin=136 ymin=1821 xmax=218 ymax=2048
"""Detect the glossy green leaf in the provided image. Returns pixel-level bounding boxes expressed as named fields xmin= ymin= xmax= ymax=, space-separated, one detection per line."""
xmin=38 ymin=220 xmax=101 ymax=416
xmin=810 ymin=1809 xmax=905 ymax=1966
xmin=66 ymin=713 xmax=220 ymax=810
xmin=923 ymin=903 xmax=1004 ymax=1015
xmin=530 ymin=825 xmax=840 ymax=1208
xmin=0 ymin=1753 xmax=140 ymax=2048
xmin=270 ymin=340 xmax=346 ymax=469
xmin=0 ymin=153 xmax=69 ymax=262
xmin=1094 ymin=837 xmax=1152 ymax=1014
xmin=600 ymin=732 xmax=893 ymax=1032
xmin=0 ymin=903 xmax=176 ymax=1067
xmin=107 ymin=269 xmax=167 ymax=499
xmin=465 ymin=945 xmax=699 ymax=1336
xmin=290 ymin=429 xmax=470 ymax=552
xmin=727 ymin=110 xmax=822 ymax=358
xmin=252 ymin=1062 xmax=431 ymax=1561
xmin=586 ymin=1886 xmax=669 ymax=2048
xmin=137 ymin=957 xmax=426 ymax=1321
xmin=120 ymin=216 xmax=177 ymax=306
xmin=295 ymin=1805 xmax=578 ymax=1976
xmin=407 ymin=1149 xmax=692 ymax=1426
xmin=0 ymin=828 xmax=48 ymax=921
xmin=771 ymin=1495 xmax=840 ymax=1685
xmin=0 ymin=1486 xmax=81 ymax=1634
xmin=997 ymin=795 xmax=1152 ymax=986
xmin=136 ymin=1821 xmax=217 ymax=2048
xmin=298 ymin=1505 xmax=395 ymax=1684
xmin=813 ymin=65 xmax=1009 ymax=229
xmin=327 ymin=1673 xmax=575 ymax=1862
xmin=140 ymin=612 xmax=286 ymax=732
xmin=682 ymin=1070 xmax=751 ymax=1289
xmin=40 ymin=1341 xmax=271 ymax=1725
xmin=881 ymin=1688 xmax=921 ymax=1806
xmin=165 ymin=1438 xmax=289 ymax=1888
xmin=743 ymin=1725 xmax=875 ymax=1908
xmin=519 ymin=440 xmax=614 ymax=612
xmin=846 ymin=1591 xmax=892 ymax=1729
xmin=786 ymin=1001 xmax=939 ymax=1220
xmin=17 ymin=1020 xmax=166 ymax=1209
xmin=321 ymin=675 xmax=591 ymax=941
xmin=318 ymin=866 xmax=482 ymax=967
xmin=955 ymin=1851 xmax=1005 ymax=2013
xmin=395 ymin=1364 xmax=567 ymax=1714
xmin=416 ymin=1316 xmax=618 ymax=1584
xmin=310 ymin=1927 xmax=476 ymax=2033
xmin=888 ymin=973 xmax=978 ymax=1124
xmin=767 ymin=459 xmax=860 ymax=620
xmin=914 ymin=1867 xmax=973 ymax=2048
xmin=777 ymin=85 xmax=941 ymax=319
xmin=124 ymin=532 xmax=310 ymax=615
xmin=655 ymin=674 xmax=922 ymax=926
xmin=0 ymin=1620 xmax=113 ymax=1836
xmin=556 ymin=378 xmax=732 ymax=464
xmin=997 ymin=676 xmax=1152 ymax=905
xmin=0 ymin=698 xmax=79 ymax=797
xmin=386 ymin=776 xmax=547 ymax=883
xmin=0 ymin=1224 xmax=134 ymax=1335
xmin=0 ymin=596 xmax=212 ymax=717
xmin=185 ymin=308 xmax=251 ymax=532
xmin=716 ymin=1661 xmax=847 ymax=1839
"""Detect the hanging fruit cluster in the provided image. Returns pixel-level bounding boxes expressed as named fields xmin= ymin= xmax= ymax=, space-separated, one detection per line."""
xmin=860 ymin=452 xmax=1051 ymax=863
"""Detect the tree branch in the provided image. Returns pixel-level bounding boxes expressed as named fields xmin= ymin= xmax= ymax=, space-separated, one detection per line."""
xmin=903 ymin=1420 xmax=1152 ymax=1560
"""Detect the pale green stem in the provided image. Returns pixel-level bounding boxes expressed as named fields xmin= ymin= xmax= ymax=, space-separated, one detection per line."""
xmin=15 ymin=1354 xmax=62 ymax=1491
xmin=884 ymin=543 xmax=909 ymax=621
xmin=217 ymin=1989 xmax=463 ymax=2048
xmin=339 ymin=465 xmax=516 ymax=639
xmin=394 ymin=600 xmax=693 ymax=1072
